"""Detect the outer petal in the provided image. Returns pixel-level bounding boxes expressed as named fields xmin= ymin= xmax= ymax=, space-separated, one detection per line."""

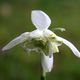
xmin=56 ymin=36 xmax=80 ymax=57
xmin=2 ymin=32 xmax=30 ymax=51
xmin=29 ymin=30 xmax=43 ymax=38
xmin=41 ymin=52 xmax=53 ymax=73
xmin=31 ymin=10 xmax=51 ymax=30
xmin=43 ymin=29 xmax=56 ymax=38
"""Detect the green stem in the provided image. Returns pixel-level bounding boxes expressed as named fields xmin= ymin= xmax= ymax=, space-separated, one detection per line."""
xmin=41 ymin=76 xmax=46 ymax=80
xmin=41 ymin=69 xmax=46 ymax=80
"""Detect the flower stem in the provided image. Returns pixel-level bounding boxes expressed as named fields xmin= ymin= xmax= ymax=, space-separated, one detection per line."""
xmin=41 ymin=68 xmax=46 ymax=80
xmin=41 ymin=75 xmax=46 ymax=80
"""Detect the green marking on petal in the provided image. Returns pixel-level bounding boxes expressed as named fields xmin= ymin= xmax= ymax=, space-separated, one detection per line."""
xmin=50 ymin=34 xmax=56 ymax=39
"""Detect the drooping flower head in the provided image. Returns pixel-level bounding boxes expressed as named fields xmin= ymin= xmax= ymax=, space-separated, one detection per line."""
xmin=2 ymin=10 xmax=80 ymax=76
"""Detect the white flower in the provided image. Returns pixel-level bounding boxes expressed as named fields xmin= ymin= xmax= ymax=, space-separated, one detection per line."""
xmin=2 ymin=10 xmax=80 ymax=75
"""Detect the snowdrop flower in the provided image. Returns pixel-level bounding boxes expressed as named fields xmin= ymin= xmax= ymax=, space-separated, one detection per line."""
xmin=2 ymin=10 xmax=80 ymax=76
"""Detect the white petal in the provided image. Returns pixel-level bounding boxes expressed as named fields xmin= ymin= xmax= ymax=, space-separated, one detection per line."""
xmin=54 ymin=28 xmax=66 ymax=32
xmin=31 ymin=10 xmax=51 ymax=30
xmin=43 ymin=29 xmax=56 ymax=38
xmin=29 ymin=30 xmax=43 ymax=38
xmin=2 ymin=32 xmax=30 ymax=51
xmin=56 ymin=36 xmax=80 ymax=57
xmin=41 ymin=52 xmax=53 ymax=73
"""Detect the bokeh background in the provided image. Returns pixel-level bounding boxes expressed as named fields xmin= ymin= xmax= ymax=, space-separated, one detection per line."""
xmin=0 ymin=0 xmax=80 ymax=80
